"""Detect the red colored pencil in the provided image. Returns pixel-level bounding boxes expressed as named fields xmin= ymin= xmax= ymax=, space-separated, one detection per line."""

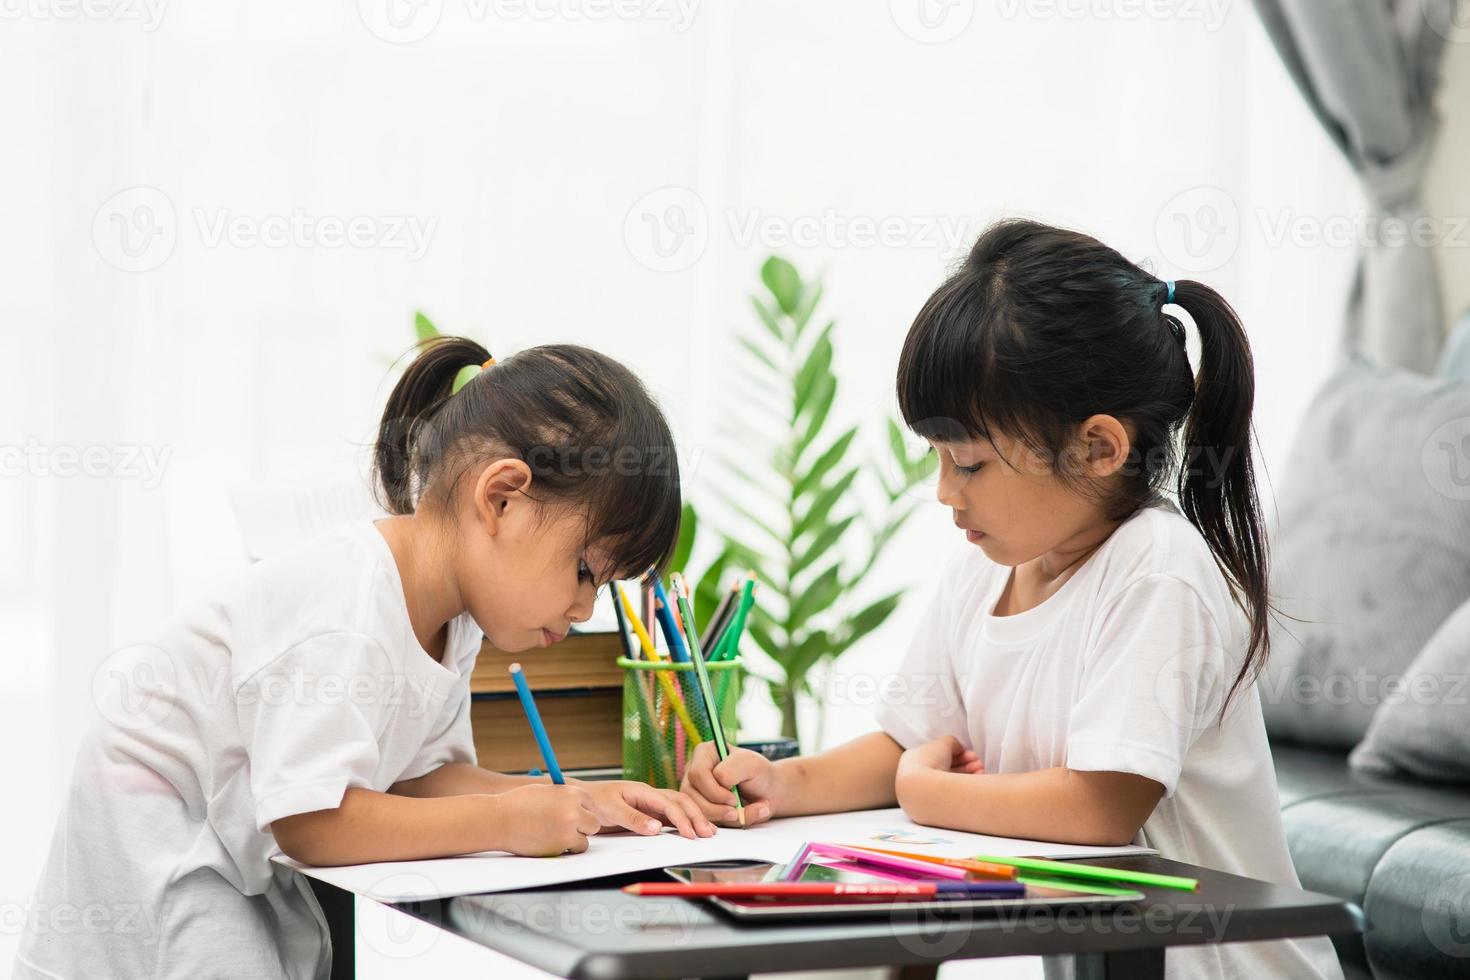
xmin=623 ymin=880 xmax=1023 ymax=898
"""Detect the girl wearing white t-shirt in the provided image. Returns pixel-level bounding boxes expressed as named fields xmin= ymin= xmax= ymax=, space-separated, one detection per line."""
xmin=682 ymin=221 xmax=1344 ymax=980
xmin=17 ymin=338 xmax=716 ymax=980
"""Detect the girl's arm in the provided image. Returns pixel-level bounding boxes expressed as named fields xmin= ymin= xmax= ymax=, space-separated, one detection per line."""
xmin=771 ymin=730 xmax=906 ymax=815
xmin=272 ymin=784 xmax=599 ymax=866
xmin=683 ymin=730 xmax=905 ymax=824
xmin=389 ymin=762 xmax=543 ymax=797
xmin=895 ymin=737 xmax=1163 ymax=846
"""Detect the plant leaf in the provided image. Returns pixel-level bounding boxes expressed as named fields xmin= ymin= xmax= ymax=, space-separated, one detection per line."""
xmin=791 ymin=281 xmax=824 ymax=337
xmin=761 ymin=256 xmax=803 ymax=316
xmin=793 ymin=373 xmax=838 ymax=463
xmin=738 ymin=336 xmax=780 ymax=374
xmin=792 ymin=425 xmax=857 ymax=502
xmin=414 ymin=311 xmax=440 ymax=342
xmin=791 ymin=514 xmax=855 ymax=578
xmin=787 ymin=564 xmax=842 ymax=636
xmin=669 ymin=502 xmax=697 ymax=579
xmin=750 ymin=295 xmax=786 ymax=346
xmin=837 ymin=591 xmax=902 ymax=649
xmin=794 ymin=466 xmax=858 ymax=540
xmin=786 ymin=629 xmax=831 ymax=681
xmin=791 ymin=324 xmax=835 ymax=421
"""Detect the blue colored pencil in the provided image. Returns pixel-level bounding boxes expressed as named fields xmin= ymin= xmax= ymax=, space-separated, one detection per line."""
xmin=508 ymin=663 xmax=565 ymax=784
xmin=650 ymin=577 xmax=690 ymax=663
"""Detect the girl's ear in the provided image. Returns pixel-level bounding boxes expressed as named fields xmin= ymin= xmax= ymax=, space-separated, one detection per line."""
xmin=1077 ymin=414 xmax=1132 ymax=479
xmin=472 ymin=458 xmax=534 ymax=535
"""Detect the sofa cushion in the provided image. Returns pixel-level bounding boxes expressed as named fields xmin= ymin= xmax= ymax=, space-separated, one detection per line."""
xmin=1273 ymin=743 xmax=1470 ymax=978
xmin=1350 ymin=597 xmax=1470 ymax=782
xmin=1262 ymin=360 xmax=1470 ymax=748
xmin=1362 ymin=819 xmax=1470 ymax=980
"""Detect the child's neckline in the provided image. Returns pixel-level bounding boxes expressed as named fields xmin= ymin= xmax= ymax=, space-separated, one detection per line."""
xmin=364 ymin=518 xmax=463 ymax=677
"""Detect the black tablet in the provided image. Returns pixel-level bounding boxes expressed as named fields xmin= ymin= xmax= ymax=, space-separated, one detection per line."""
xmin=661 ymin=859 xmax=1144 ymax=921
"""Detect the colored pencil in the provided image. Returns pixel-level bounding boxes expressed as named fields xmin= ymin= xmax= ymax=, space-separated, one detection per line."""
xmin=712 ymin=572 xmax=756 ymax=661
xmin=968 ymin=854 xmax=1198 ymax=891
xmin=781 ymin=841 xmax=813 ymax=881
xmin=609 ymin=585 xmax=636 ymax=659
xmin=650 ymin=578 xmax=690 ymax=663
xmin=810 ymin=842 xmax=974 ymax=880
xmin=507 ymin=663 xmax=564 ymax=784
xmin=846 ymin=846 xmax=1018 ymax=880
xmin=700 ymin=580 xmax=740 ymax=650
xmin=671 ymin=573 xmax=745 ymax=827
xmin=615 ymin=584 xmax=703 ymax=745
xmin=623 ymin=880 xmax=1025 ymax=898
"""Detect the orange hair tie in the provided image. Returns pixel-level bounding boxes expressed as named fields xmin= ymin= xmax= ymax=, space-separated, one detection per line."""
xmin=482 ymin=357 xmax=496 ymax=368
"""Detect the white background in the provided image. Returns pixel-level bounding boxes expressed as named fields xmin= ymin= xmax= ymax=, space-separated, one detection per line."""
xmin=5 ymin=1 xmax=1469 ymax=975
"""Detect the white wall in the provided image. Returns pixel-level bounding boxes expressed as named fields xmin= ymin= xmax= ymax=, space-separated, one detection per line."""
xmin=7 ymin=1 xmax=1453 ymax=973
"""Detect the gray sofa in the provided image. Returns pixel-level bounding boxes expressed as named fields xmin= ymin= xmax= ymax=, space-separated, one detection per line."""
xmin=1274 ymin=741 xmax=1470 ymax=979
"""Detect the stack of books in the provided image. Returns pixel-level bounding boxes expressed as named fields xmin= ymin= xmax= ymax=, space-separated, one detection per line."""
xmin=470 ymin=629 xmax=626 ymax=774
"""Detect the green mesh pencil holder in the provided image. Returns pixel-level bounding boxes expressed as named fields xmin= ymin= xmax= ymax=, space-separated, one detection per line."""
xmin=619 ymin=657 xmax=742 ymax=790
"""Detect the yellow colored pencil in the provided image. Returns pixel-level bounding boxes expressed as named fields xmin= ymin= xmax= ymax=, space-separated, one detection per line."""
xmin=616 ymin=584 xmax=703 ymax=745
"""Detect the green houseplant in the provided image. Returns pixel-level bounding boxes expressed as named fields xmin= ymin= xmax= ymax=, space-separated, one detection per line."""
xmin=713 ymin=256 xmax=931 ymax=746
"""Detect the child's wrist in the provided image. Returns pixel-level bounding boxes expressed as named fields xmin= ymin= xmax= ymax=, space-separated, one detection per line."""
xmin=769 ymin=757 xmax=802 ymax=812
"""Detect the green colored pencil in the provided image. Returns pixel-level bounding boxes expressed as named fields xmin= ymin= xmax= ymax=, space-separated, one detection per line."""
xmin=972 ymin=854 xmax=1198 ymax=891
xmin=712 ymin=572 xmax=756 ymax=661
xmin=671 ymin=573 xmax=745 ymax=827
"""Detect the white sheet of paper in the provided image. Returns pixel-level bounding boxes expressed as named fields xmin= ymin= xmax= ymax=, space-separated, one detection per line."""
xmin=277 ymin=807 xmax=1156 ymax=902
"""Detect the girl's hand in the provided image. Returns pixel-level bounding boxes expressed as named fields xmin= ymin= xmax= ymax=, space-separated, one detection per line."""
xmin=576 ymin=780 xmax=717 ymax=839
xmin=489 ymin=784 xmax=601 ymax=856
xmin=899 ymin=736 xmax=985 ymax=776
xmin=681 ymin=742 xmax=780 ymax=827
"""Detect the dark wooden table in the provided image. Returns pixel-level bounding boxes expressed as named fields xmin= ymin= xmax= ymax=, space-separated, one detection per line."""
xmin=311 ymin=852 xmax=1363 ymax=979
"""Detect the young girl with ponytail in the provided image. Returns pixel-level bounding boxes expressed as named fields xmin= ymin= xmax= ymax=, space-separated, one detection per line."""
xmin=682 ymin=221 xmax=1343 ymax=979
xmin=17 ymin=338 xmax=715 ymax=980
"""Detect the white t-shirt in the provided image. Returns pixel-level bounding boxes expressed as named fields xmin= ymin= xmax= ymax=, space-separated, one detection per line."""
xmin=16 ymin=520 xmax=483 ymax=980
xmin=875 ymin=501 xmax=1344 ymax=980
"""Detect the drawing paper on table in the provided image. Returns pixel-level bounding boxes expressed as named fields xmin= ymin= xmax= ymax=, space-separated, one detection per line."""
xmin=275 ymin=829 xmax=769 ymax=902
xmin=276 ymin=807 xmax=1155 ymax=903
xmin=731 ymin=808 xmax=1157 ymax=863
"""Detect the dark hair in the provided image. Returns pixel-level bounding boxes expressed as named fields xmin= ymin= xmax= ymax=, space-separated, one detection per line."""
xmin=897 ymin=219 xmax=1269 ymax=717
xmin=374 ymin=336 xmax=682 ymax=580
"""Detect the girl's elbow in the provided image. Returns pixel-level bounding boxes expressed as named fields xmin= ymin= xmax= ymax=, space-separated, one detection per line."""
xmin=893 ymin=769 xmax=934 ymax=822
xmin=272 ymin=812 xmax=341 ymax=866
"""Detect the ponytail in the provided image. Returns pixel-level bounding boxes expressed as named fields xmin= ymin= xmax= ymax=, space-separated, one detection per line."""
xmin=1171 ymin=281 xmax=1271 ymax=715
xmin=372 ymin=334 xmax=683 ymax=581
xmin=375 ymin=336 xmax=490 ymax=515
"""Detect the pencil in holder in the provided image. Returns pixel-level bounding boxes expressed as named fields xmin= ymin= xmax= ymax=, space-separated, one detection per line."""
xmin=619 ymin=657 xmax=742 ymax=790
